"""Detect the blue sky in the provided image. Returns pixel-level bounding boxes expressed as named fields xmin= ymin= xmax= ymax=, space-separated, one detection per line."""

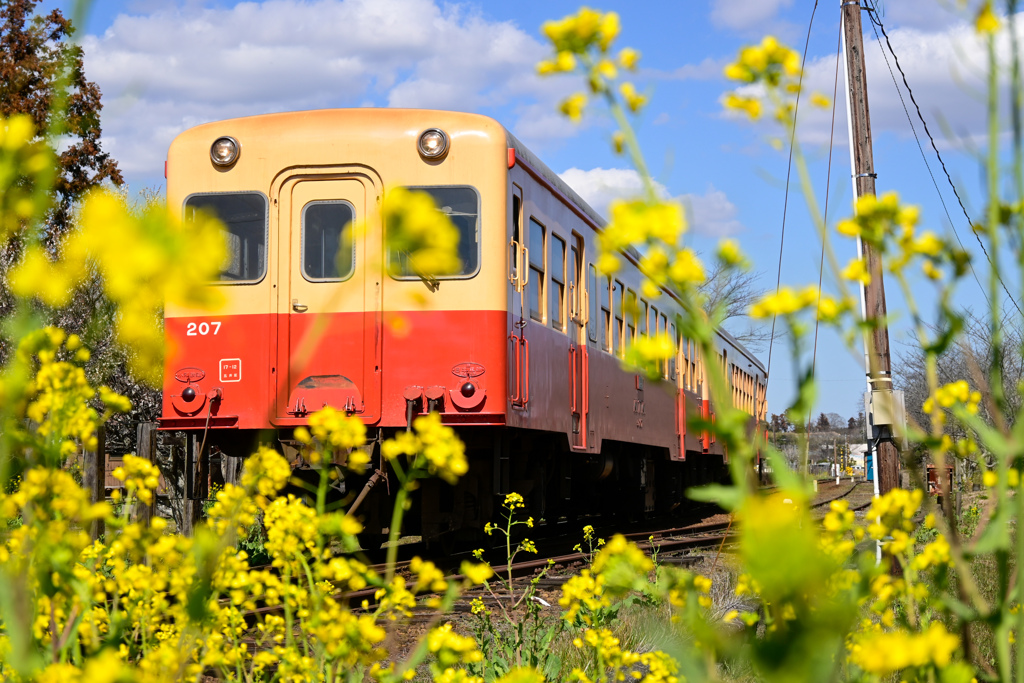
xmin=52 ymin=0 xmax=1016 ymax=422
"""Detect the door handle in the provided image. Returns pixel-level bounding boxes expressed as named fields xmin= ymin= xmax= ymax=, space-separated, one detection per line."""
xmin=292 ymin=300 xmax=308 ymax=312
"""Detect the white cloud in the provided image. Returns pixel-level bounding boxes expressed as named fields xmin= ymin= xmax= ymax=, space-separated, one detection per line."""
xmin=558 ymin=167 xmax=745 ymax=236
xmin=710 ymin=0 xmax=793 ymax=32
xmin=559 ymin=167 xmax=660 ymax=215
xmin=725 ymin=15 xmax=1021 ymax=150
xmin=82 ymin=0 xmax=561 ymax=177
xmin=652 ymin=56 xmax=728 ymax=81
xmin=684 ymin=186 xmax=745 ymax=236
xmin=876 ymin=0 xmax=966 ymax=32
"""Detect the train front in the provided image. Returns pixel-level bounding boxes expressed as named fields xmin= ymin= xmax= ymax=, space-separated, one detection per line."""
xmin=159 ymin=110 xmax=510 ymax=504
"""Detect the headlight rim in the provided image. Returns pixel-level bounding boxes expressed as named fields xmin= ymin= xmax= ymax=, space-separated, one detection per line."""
xmin=417 ymin=128 xmax=449 ymax=160
xmin=210 ymin=135 xmax=241 ymax=167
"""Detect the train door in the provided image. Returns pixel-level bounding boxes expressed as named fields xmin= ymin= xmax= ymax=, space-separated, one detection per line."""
xmin=569 ymin=233 xmax=588 ymax=449
xmin=274 ymin=174 xmax=382 ymax=423
xmin=508 ymin=186 xmax=528 ymax=408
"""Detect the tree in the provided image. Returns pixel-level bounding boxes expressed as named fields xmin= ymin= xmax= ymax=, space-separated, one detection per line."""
xmin=0 ymin=0 xmax=122 ymax=238
xmin=698 ymin=258 xmax=770 ymax=352
xmin=769 ymin=413 xmax=792 ymax=433
xmin=893 ymin=309 xmax=1024 ymax=485
xmin=847 ymin=416 xmax=857 ymax=431
xmin=895 ymin=310 xmax=1024 ymax=433
xmin=825 ymin=412 xmax=844 ymax=432
xmin=0 ymin=1 xmax=151 ymax=457
xmin=816 ymin=412 xmax=830 ymax=431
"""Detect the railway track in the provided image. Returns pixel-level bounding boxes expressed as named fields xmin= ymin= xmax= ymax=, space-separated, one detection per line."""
xmin=240 ymin=513 xmax=733 ymax=620
xmin=228 ymin=478 xmax=886 ymax=677
xmin=241 ymin=480 xmax=880 ymax=625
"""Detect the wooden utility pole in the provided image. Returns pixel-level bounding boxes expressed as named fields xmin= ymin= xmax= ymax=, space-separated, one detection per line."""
xmin=135 ymin=422 xmax=156 ymax=527
xmin=83 ymin=426 xmax=106 ymax=541
xmin=842 ymin=0 xmax=901 ymax=497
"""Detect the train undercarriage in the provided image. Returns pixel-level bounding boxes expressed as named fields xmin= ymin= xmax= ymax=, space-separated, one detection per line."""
xmin=188 ymin=426 xmax=731 ymax=549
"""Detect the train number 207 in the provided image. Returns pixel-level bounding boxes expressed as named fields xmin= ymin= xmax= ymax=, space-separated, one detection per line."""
xmin=186 ymin=321 xmax=222 ymax=336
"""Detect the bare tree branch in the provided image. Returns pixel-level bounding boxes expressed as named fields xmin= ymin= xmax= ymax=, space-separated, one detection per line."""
xmin=698 ymin=258 xmax=772 ymax=351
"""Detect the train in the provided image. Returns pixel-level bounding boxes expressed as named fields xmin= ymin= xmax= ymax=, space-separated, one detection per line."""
xmin=158 ymin=108 xmax=767 ymax=543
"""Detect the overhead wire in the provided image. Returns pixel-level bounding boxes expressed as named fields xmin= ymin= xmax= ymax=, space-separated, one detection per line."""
xmin=811 ymin=26 xmax=845 ymax=381
xmin=765 ymin=0 xmax=819 ymax=388
xmin=862 ymin=0 xmax=1022 ymax=317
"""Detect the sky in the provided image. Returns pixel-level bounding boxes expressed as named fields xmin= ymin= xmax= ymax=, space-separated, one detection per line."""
xmin=45 ymin=0 xmax=1021 ymax=422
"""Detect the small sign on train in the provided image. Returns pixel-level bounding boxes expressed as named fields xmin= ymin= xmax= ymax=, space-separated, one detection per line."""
xmin=219 ymin=358 xmax=242 ymax=382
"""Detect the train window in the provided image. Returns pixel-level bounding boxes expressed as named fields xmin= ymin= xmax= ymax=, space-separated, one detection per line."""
xmin=570 ymin=236 xmax=582 ymax=323
xmin=687 ymin=340 xmax=696 ymax=391
xmin=613 ymin=280 xmax=623 ymax=357
xmin=529 ymin=218 xmax=546 ymax=322
xmin=660 ymin=313 xmax=668 ymax=376
xmin=600 ymin=276 xmax=611 ymax=352
xmin=669 ymin=322 xmax=678 ymax=380
xmin=639 ymin=298 xmax=648 ymax=338
xmin=625 ymin=288 xmax=637 ymax=345
xmin=301 ymin=201 xmax=355 ymax=281
xmin=387 ymin=186 xmax=480 ymax=279
xmin=510 ymin=190 xmax=522 ymax=283
xmin=185 ymin=192 xmax=268 ymax=283
xmin=649 ymin=305 xmax=659 ymax=337
xmin=682 ymin=338 xmax=689 ymax=390
xmin=550 ymin=234 xmax=566 ymax=331
xmin=587 ymin=264 xmax=597 ymax=342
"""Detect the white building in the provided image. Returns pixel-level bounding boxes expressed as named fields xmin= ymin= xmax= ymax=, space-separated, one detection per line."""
xmin=849 ymin=444 xmax=868 ymax=472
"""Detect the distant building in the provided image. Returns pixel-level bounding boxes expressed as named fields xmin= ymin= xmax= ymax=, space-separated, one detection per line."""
xmin=849 ymin=444 xmax=868 ymax=471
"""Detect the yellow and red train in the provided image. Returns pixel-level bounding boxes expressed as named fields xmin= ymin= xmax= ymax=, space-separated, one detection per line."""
xmin=159 ymin=109 xmax=767 ymax=541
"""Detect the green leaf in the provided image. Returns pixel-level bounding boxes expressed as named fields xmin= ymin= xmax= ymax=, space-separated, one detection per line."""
xmin=936 ymin=594 xmax=978 ymax=621
xmin=959 ymin=410 xmax=1012 ymax=459
xmin=923 ymin=310 xmax=963 ymax=356
xmin=972 ymin=503 xmax=1012 ymax=554
xmin=687 ymin=483 xmax=742 ymax=509
xmin=763 ymin=444 xmax=804 ymax=492
xmin=939 ymin=661 xmax=977 ymax=683
xmin=543 ymin=653 xmax=563 ymax=679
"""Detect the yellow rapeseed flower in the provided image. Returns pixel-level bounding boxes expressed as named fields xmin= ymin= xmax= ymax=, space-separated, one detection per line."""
xmin=716 ymin=238 xmax=748 ymax=268
xmin=748 ymin=285 xmax=818 ymax=318
xmin=460 ymin=561 xmax=494 ymax=585
xmin=842 ymin=257 xmax=871 ymax=285
xmin=618 ymin=47 xmax=640 ymax=70
xmin=385 ymin=186 xmax=462 ymax=278
xmin=381 ymin=412 xmax=468 ymax=484
xmin=619 ymin=82 xmax=647 ymax=112
xmin=560 ymin=92 xmax=588 ymax=122
xmin=976 ymin=1 xmax=1001 ymax=34
xmin=849 ymin=622 xmax=960 ymax=674
xmin=724 ymin=93 xmax=762 ymax=120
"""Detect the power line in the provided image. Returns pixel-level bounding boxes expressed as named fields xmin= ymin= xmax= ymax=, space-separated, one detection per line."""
xmin=863 ymin=0 xmax=1023 ymax=317
xmin=811 ymin=26 xmax=844 ymax=382
xmin=766 ymin=0 xmax=820 ymax=385
xmin=863 ymin=1 xmax=989 ymax=306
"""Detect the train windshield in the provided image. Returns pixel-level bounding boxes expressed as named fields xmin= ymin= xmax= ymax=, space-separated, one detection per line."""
xmin=185 ymin=192 xmax=268 ymax=283
xmin=387 ymin=186 xmax=479 ymax=280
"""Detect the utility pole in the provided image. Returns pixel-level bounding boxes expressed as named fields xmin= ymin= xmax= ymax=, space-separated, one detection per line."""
xmin=842 ymin=0 xmax=901 ymax=497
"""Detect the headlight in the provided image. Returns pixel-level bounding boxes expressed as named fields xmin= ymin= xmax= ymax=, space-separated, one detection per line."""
xmin=210 ymin=136 xmax=240 ymax=166
xmin=417 ymin=128 xmax=449 ymax=159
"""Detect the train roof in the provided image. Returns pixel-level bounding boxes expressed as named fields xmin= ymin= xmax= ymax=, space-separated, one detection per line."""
xmin=507 ymin=132 xmax=608 ymax=231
